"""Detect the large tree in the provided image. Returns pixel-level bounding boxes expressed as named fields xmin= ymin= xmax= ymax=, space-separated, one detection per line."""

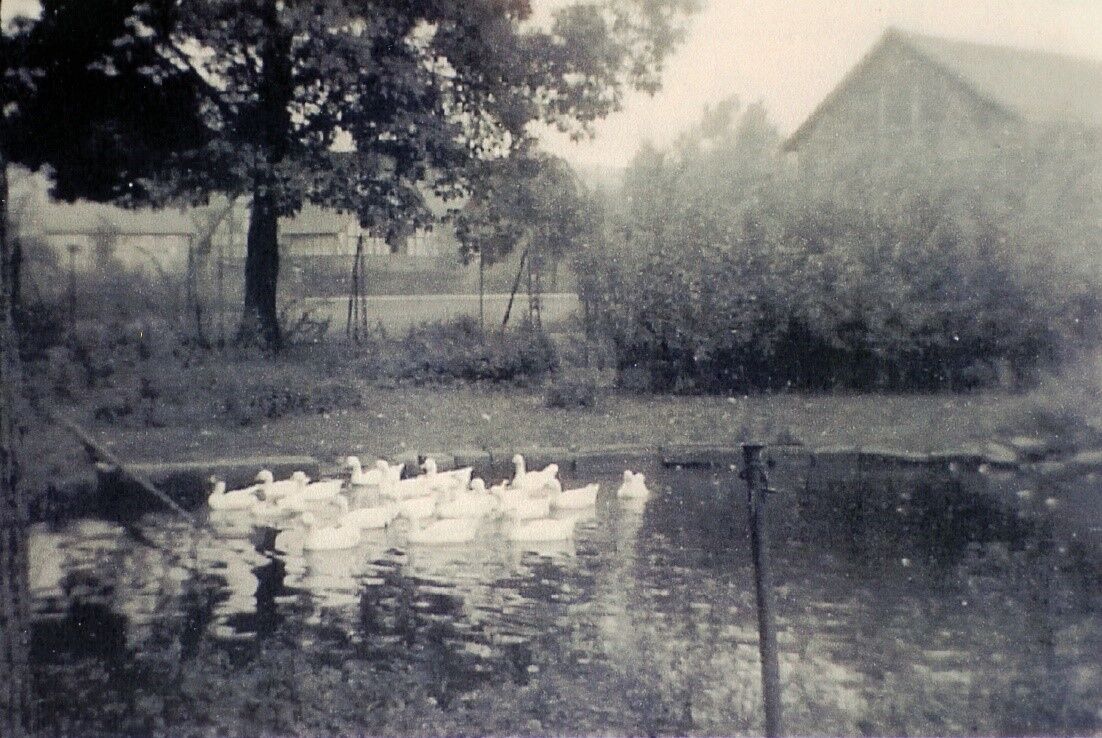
xmin=14 ymin=0 xmax=699 ymax=348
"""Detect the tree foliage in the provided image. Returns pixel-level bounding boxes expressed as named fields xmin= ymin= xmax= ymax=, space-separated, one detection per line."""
xmin=4 ymin=0 xmax=700 ymax=347
xmin=579 ymin=100 xmax=1102 ymax=392
xmin=4 ymin=1 xmax=216 ymax=204
xmin=453 ymin=147 xmax=599 ymax=269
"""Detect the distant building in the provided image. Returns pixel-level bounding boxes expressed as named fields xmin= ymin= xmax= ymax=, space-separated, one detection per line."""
xmin=15 ymin=172 xmax=555 ymax=299
xmin=31 ymin=199 xmax=197 ymax=273
xmin=784 ymin=28 xmax=1102 ymax=174
xmin=276 ymin=204 xmax=458 ymax=259
xmin=15 ymin=169 xmax=460 ymax=278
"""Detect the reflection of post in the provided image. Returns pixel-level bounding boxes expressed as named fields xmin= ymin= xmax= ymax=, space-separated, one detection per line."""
xmin=66 ymin=243 xmax=80 ymax=326
xmin=741 ymin=444 xmax=783 ymax=738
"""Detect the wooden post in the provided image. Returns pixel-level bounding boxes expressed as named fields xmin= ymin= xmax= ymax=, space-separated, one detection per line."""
xmin=217 ymin=228 xmax=226 ymax=347
xmin=478 ymin=247 xmax=485 ymax=335
xmin=1 ymin=152 xmax=32 ymax=738
xmin=501 ymin=245 xmax=528 ymax=332
xmin=67 ymin=243 xmax=79 ymax=326
xmin=529 ymin=249 xmax=543 ymax=332
xmin=357 ymin=238 xmax=368 ymax=336
xmin=347 ymin=235 xmax=366 ymax=341
xmin=741 ymin=444 xmax=784 ymax=737
xmin=45 ymin=412 xmax=204 ymax=529
xmin=346 ymin=242 xmax=356 ymax=339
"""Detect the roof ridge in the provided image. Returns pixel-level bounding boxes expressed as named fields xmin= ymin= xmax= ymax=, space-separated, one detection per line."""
xmin=892 ymin=26 xmax=1102 ymax=69
xmin=785 ymin=26 xmax=1102 ymax=150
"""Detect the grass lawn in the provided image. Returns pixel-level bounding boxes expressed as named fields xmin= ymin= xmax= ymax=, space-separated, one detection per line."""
xmin=32 ymin=361 xmax=1057 ymax=460
xmin=99 ymin=385 xmax=1044 ymax=464
xmin=19 ymin=335 xmax=1097 ymax=500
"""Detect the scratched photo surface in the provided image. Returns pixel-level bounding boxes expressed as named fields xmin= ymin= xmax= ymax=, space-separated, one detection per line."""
xmin=1 ymin=1 xmax=1100 ymax=736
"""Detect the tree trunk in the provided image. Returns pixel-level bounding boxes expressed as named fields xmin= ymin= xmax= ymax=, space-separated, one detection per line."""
xmin=0 ymin=156 xmax=32 ymax=738
xmin=238 ymin=188 xmax=282 ymax=349
xmin=236 ymin=0 xmax=292 ymax=350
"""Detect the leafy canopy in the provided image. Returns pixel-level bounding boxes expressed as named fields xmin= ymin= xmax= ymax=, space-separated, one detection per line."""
xmin=453 ymin=146 xmax=600 ymax=268
xmin=6 ymin=0 xmax=699 ymax=233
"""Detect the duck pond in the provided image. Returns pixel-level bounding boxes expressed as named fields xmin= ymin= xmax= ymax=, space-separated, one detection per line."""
xmin=28 ymin=459 xmax=1102 ymax=737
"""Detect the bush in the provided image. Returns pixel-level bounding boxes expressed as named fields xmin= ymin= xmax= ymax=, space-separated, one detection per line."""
xmin=15 ymin=300 xmax=66 ymax=362
xmin=279 ymin=300 xmax=331 ymax=345
xmin=365 ymin=317 xmax=558 ymax=383
xmin=545 ymin=372 xmax=600 ymax=409
xmin=222 ymin=380 xmax=362 ymax=426
xmin=578 ymin=105 xmax=1102 ymax=393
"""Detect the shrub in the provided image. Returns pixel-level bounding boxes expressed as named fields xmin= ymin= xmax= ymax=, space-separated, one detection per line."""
xmin=578 ymin=104 xmax=1102 ymax=393
xmin=222 ymin=380 xmax=361 ymax=426
xmin=378 ymin=317 xmax=558 ymax=383
xmin=545 ymin=372 xmax=600 ymax=409
xmin=279 ymin=300 xmax=331 ymax=345
xmin=15 ymin=300 xmax=66 ymax=362
xmin=92 ymin=399 xmax=134 ymax=424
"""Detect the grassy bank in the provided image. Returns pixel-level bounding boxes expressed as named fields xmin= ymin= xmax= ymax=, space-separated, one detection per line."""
xmin=21 ymin=332 xmax=1101 ymax=499
xmin=95 ymin=385 xmax=1042 ymax=463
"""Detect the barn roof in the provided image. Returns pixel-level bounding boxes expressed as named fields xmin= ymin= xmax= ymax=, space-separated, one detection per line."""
xmin=785 ymin=28 xmax=1102 ymax=151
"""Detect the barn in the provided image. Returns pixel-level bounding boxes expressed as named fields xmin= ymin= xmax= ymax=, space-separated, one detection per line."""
xmin=784 ymin=28 xmax=1102 ymax=174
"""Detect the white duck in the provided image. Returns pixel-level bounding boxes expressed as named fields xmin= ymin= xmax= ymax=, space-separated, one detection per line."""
xmin=407 ymin=516 xmax=481 ymax=545
xmin=255 ymin=470 xmax=308 ymax=500
xmin=301 ymin=477 xmax=344 ymax=501
xmin=345 ymin=457 xmax=404 ymax=488
xmin=550 ymin=483 xmax=600 ymax=511
xmin=276 ymin=476 xmax=344 ymax=512
xmin=341 ymin=495 xmax=398 ymax=530
xmin=396 ymin=489 xmax=440 ymax=520
xmin=207 ymin=479 xmax=261 ymax=511
xmin=617 ymin=470 xmax=650 ymax=501
xmin=421 ymin=457 xmax=473 ymax=492
xmin=345 ymin=456 xmax=376 ymax=486
xmin=251 ymin=495 xmax=296 ymax=522
xmin=491 ymin=484 xmax=551 ymax=520
xmin=300 ymin=511 xmax=361 ymax=551
xmin=381 ymin=469 xmax=435 ymax=500
xmin=510 ymin=455 xmax=560 ymax=493
xmin=506 ymin=515 xmax=577 ymax=543
xmin=435 ymin=479 xmax=499 ymax=520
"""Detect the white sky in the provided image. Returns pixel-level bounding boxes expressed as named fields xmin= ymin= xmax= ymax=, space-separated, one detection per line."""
xmin=5 ymin=0 xmax=1101 ymax=169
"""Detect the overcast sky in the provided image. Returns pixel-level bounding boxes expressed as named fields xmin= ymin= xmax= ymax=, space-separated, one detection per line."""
xmin=5 ymin=0 xmax=1101 ymax=169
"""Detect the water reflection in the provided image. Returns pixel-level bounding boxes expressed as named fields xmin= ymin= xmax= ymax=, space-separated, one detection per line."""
xmin=28 ymin=466 xmax=1102 ymax=736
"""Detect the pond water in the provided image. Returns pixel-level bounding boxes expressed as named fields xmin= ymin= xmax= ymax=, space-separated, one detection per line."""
xmin=28 ymin=466 xmax=1102 ymax=737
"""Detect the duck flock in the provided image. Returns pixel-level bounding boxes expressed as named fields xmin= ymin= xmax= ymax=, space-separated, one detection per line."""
xmin=207 ymin=454 xmax=651 ymax=552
